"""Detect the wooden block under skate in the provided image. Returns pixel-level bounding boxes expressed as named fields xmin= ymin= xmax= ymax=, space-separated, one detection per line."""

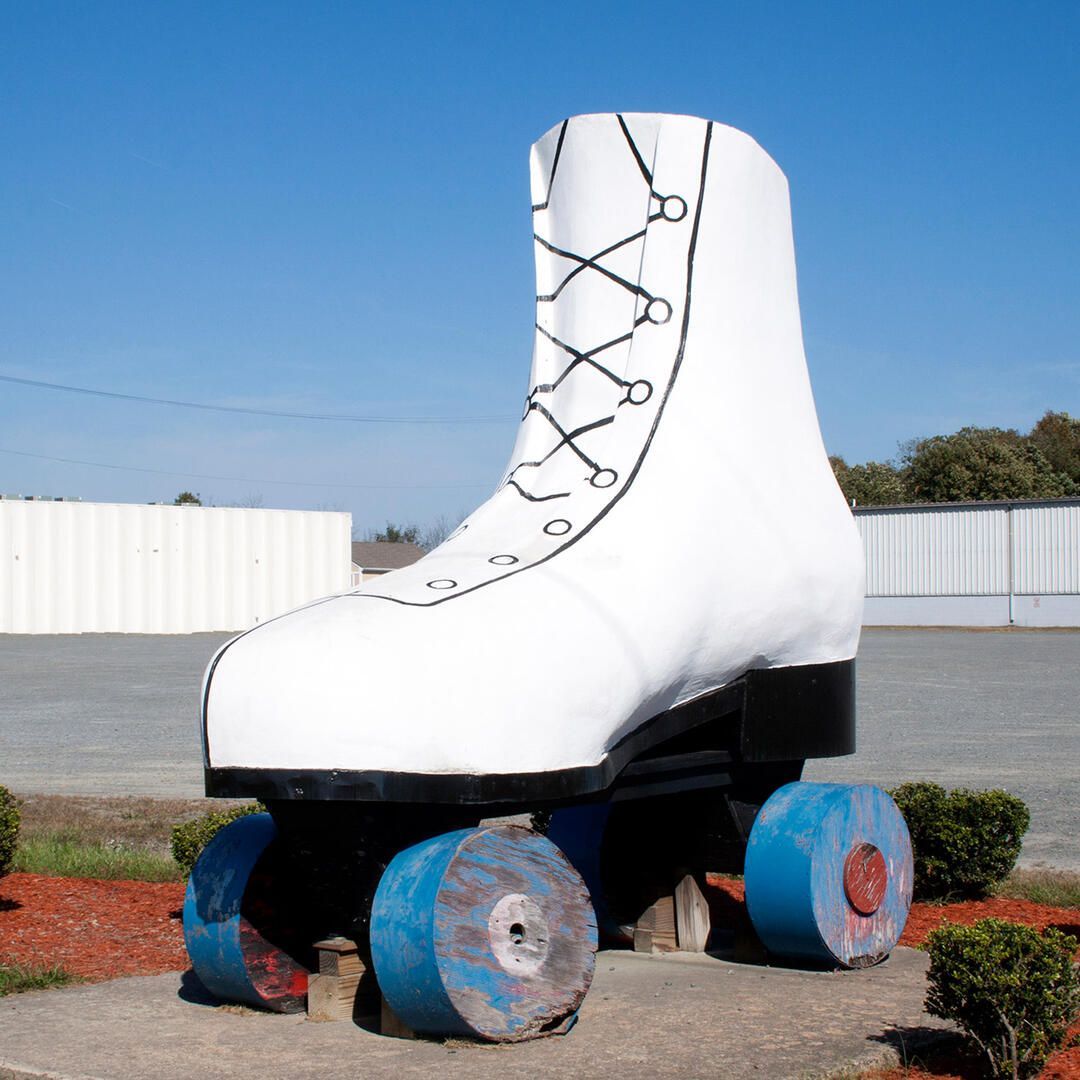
xmin=308 ymin=972 xmax=362 ymax=1022
xmin=307 ymin=938 xmax=376 ymax=1022
xmin=313 ymin=936 xmax=365 ymax=977
xmin=635 ymin=895 xmax=678 ymax=952
xmin=674 ymin=874 xmax=711 ymax=952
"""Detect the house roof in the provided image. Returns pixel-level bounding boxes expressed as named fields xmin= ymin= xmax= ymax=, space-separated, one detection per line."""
xmin=351 ymin=540 xmax=425 ymax=571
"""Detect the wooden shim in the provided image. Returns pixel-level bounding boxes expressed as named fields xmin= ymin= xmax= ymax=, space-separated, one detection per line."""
xmin=632 ymin=927 xmax=653 ymax=953
xmin=637 ymin=894 xmax=675 ymax=934
xmin=635 ymin=895 xmax=677 ymax=952
xmin=674 ymin=874 xmax=711 ymax=952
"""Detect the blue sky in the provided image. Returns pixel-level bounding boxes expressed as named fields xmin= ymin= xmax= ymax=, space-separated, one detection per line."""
xmin=2 ymin=2 xmax=1077 ymax=531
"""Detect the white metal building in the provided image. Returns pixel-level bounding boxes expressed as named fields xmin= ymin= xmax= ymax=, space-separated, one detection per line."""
xmin=0 ymin=499 xmax=352 ymax=634
xmin=4 ymin=495 xmax=1076 ymax=633
xmin=855 ymin=498 xmax=1080 ymax=627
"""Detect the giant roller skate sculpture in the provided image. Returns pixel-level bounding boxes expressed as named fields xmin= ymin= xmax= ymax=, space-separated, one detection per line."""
xmin=184 ymin=112 xmax=913 ymax=1038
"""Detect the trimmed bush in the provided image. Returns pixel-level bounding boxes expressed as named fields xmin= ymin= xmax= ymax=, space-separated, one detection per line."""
xmin=171 ymin=803 xmax=263 ymax=876
xmin=925 ymin=918 xmax=1080 ymax=1079
xmin=0 ymin=786 xmax=19 ymax=878
xmin=889 ymin=782 xmax=1029 ymax=900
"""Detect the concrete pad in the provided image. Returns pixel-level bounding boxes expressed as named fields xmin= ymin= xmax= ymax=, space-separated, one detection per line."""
xmin=0 ymin=948 xmax=952 ymax=1080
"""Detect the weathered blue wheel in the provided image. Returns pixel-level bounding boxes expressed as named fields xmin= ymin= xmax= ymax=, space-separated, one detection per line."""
xmin=545 ymin=803 xmax=622 ymax=940
xmin=370 ymin=824 xmax=597 ymax=1041
xmin=744 ymin=781 xmax=913 ymax=968
xmin=182 ymin=812 xmax=308 ymax=1012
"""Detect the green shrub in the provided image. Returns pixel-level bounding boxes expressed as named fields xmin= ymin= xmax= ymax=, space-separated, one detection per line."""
xmin=0 ymin=786 xmax=20 ymax=877
xmin=889 ymin=782 xmax=1029 ymax=900
xmin=170 ymin=803 xmax=263 ymax=876
xmin=925 ymin=918 xmax=1080 ymax=1079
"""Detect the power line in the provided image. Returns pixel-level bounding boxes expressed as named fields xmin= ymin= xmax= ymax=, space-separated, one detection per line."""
xmin=0 ymin=372 xmax=516 ymax=425
xmin=0 ymin=447 xmax=489 ymax=491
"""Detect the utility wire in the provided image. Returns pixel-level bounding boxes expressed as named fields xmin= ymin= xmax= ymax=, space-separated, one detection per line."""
xmin=0 ymin=447 xmax=489 ymax=491
xmin=0 ymin=373 xmax=516 ymax=425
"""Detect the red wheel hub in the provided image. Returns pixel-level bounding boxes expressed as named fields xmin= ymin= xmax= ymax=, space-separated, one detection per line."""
xmin=844 ymin=842 xmax=888 ymax=916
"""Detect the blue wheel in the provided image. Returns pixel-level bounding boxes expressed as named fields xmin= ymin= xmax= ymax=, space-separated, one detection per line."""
xmin=545 ymin=803 xmax=623 ymax=940
xmin=182 ymin=812 xmax=308 ymax=1012
xmin=370 ymin=825 xmax=597 ymax=1041
xmin=744 ymin=782 xmax=913 ymax=968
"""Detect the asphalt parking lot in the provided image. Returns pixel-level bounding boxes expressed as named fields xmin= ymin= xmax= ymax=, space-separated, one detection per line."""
xmin=804 ymin=628 xmax=1079 ymax=868
xmin=1 ymin=628 xmax=1077 ymax=867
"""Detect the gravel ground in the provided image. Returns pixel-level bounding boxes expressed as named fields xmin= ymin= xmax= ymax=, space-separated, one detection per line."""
xmin=0 ymin=628 xmax=1076 ymax=867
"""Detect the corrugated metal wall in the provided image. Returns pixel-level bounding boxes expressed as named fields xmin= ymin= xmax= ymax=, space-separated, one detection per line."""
xmin=858 ymin=504 xmax=1010 ymax=597
xmin=855 ymin=499 xmax=1080 ymax=627
xmin=856 ymin=500 xmax=1079 ymax=598
xmin=0 ymin=500 xmax=352 ymax=633
xmin=1011 ymin=502 xmax=1080 ymax=595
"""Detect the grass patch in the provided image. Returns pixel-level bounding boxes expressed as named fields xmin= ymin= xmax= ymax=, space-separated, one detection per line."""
xmin=0 ymin=962 xmax=79 ymax=996
xmin=12 ymin=833 xmax=183 ymax=882
xmin=15 ymin=794 xmax=242 ymax=854
xmin=995 ymin=867 xmax=1080 ymax=909
xmin=8 ymin=793 xmax=252 ymax=882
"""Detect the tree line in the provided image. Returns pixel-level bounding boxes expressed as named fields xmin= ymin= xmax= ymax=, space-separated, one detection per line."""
xmin=830 ymin=410 xmax=1079 ymax=506
xmin=362 ymin=513 xmax=465 ymax=552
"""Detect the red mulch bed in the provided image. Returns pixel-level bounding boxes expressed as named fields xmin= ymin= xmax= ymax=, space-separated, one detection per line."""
xmin=900 ymin=896 xmax=1080 ymax=950
xmin=0 ymin=872 xmax=187 ymax=981
xmin=2 ymin=871 xmax=1077 ymax=1076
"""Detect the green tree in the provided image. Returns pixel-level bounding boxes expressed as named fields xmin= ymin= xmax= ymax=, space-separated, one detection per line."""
xmin=901 ymin=427 xmax=1076 ymax=503
xmin=831 ymin=456 xmax=908 ymax=506
xmin=1028 ymin=410 xmax=1080 ymax=486
xmin=173 ymin=491 xmax=202 ymax=505
xmin=371 ymin=522 xmax=420 ymax=544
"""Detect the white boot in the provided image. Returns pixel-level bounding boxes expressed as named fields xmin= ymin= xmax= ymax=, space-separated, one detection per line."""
xmin=202 ymin=112 xmax=863 ymax=801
